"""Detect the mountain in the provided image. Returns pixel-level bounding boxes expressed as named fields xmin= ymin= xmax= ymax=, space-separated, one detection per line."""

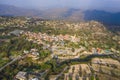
xmin=84 ymin=10 xmax=120 ymax=26
xmin=40 ymin=8 xmax=84 ymax=21
xmin=0 ymin=4 xmax=120 ymax=26
xmin=41 ymin=8 xmax=120 ymax=26
xmin=0 ymin=4 xmax=41 ymax=17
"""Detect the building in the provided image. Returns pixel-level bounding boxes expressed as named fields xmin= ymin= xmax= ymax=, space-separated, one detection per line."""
xmin=31 ymin=78 xmax=39 ymax=80
xmin=15 ymin=71 xmax=27 ymax=80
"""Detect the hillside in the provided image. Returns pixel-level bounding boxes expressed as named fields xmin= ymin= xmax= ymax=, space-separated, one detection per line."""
xmin=0 ymin=17 xmax=120 ymax=80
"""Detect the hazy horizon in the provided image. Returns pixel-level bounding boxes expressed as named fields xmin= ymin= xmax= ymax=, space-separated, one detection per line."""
xmin=0 ymin=0 xmax=120 ymax=12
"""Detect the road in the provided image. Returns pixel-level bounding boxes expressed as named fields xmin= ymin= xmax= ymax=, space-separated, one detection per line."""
xmin=0 ymin=55 xmax=27 ymax=72
xmin=54 ymin=66 xmax=68 ymax=80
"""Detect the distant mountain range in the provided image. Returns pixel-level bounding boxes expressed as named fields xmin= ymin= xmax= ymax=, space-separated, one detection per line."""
xmin=0 ymin=4 xmax=42 ymax=17
xmin=0 ymin=4 xmax=120 ymax=26
xmin=84 ymin=10 xmax=120 ymax=26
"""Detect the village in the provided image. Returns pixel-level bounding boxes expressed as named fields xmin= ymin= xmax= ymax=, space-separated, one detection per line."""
xmin=0 ymin=17 xmax=120 ymax=80
xmin=22 ymin=31 xmax=114 ymax=60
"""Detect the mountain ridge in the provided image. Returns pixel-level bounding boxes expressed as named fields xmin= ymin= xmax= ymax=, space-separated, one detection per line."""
xmin=0 ymin=4 xmax=42 ymax=17
xmin=0 ymin=4 xmax=120 ymax=26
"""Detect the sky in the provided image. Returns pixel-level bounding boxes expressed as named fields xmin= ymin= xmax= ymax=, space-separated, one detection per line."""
xmin=0 ymin=0 xmax=120 ymax=12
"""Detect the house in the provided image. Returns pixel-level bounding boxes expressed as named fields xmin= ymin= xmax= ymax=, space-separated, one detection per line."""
xmin=31 ymin=78 xmax=39 ymax=80
xmin=27 ymin=49 xmax=40 ymax=60
xmin=30 ymin=48 xmax=38 ymax=52
xmin=15 ymin=71 xmax=27 ymax=80
xmin=23 ymin=50 xmax=29 ymax=54
xmin=31 ymin=52 xmax=39 ymax=56
xmin=64 ymin=34 xmax=70 ymax=41
xmin=71 ymin=35 xmax=76 ymax=42
xmin=92 ymin=48 xmax=97 ymax=54
xmin=96 ymin=48 xmax=102 ymax=53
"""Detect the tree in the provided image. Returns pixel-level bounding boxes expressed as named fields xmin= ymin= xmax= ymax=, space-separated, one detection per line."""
xmin=72 ymin=48 xmax=75 ymax=52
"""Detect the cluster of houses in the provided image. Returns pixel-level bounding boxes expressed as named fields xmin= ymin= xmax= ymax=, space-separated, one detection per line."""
xmin=51 ymin=45 xmax=82 ymax=59
xmin=23 ymin=48 xmax=40 ymax=60
xmin=23 ymin=31 xmax=113 ymax=60
xmin=14 ymin=71 xmax=39 ymax=80
xmin=91 ymin=48 xmax=114 ymax=55
xmin=91 ymin=48 xmax=103 ymax=54
xmin=0 ymin=18 xmax=27 ymax=28
xmin=43 ymin=20 xmax=103 ymax=32
xmin=24 ymin=31 xmax=79 ymax=45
